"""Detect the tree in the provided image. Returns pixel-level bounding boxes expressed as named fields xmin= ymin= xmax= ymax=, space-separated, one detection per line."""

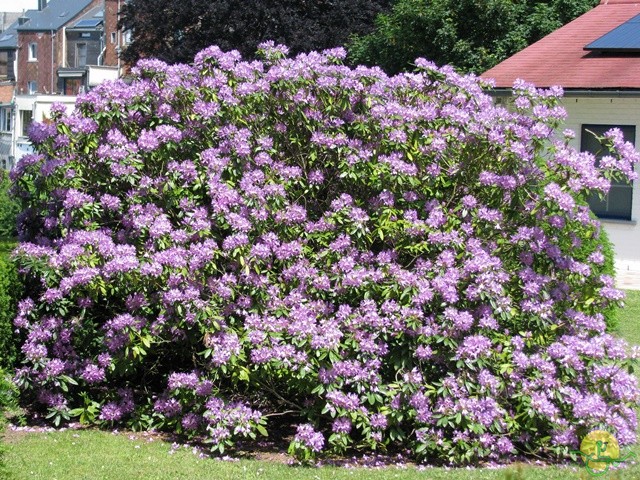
xmin=119 ymin=0 xmax=390 ymax=65
xmin=348 ymin=0 xmax=599 ymax=74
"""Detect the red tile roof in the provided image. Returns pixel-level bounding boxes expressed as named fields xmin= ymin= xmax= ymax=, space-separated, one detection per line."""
xmin=482 ymin=0 xmax=640 ymax=89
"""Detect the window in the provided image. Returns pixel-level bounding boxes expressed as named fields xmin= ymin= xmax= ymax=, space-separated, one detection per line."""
xmin=63 ymin=78 xmax=83 ymax=95
xmin=20 ymin=110 xmax=33 ymax=137
xmin=0 ymin=108 xmax=10 ymax=132
xmin=0 ymin=51 xmax=9 ymax=79
xmin=582 ymin=124 xmax=636 ymax=221
xmin=27 ymin=80 xmax=37 ymax=94
xmin=110 ymin=32 xmax=116 ymax=44
xmin=76 ymin=43 xmax=87 ymax=67
xmin=28 ymin=42 xmax=37 ymax=61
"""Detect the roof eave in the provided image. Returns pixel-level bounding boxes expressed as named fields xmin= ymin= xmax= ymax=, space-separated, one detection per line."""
xmin=486 ymin=87 xmax=640 ymax=97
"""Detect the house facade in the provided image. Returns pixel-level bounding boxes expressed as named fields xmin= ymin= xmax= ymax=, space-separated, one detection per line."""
xmin=0 ymin=0 xmax=122 ymax=170
xmin=482 ymin=0 xmax=640 ymax=268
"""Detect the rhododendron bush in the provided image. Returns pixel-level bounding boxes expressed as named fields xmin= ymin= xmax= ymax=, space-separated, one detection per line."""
xmin=10 ymin=44 xmax=640 ymax=464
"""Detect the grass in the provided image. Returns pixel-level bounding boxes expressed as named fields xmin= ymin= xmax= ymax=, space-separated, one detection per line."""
xmin=618 ymin=290 xmax=640 ymax=347
xmin=1 ymin=291 xmax=640 ymax=479
xmin=0 ymin=429 xmax=617 ymax=480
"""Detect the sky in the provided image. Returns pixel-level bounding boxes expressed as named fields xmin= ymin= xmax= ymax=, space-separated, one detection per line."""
xmin=0 ymin=0 xmax=37 ymax=12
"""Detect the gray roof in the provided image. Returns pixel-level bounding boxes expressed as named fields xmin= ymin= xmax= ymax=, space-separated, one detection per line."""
xmin=66 ymin=6 xmax=104 ymax=31
xmin=17 ymin=0 xmax=94 ymax=32
xmin=1 ymin=12 xmax=21 ymax=31
xmin=0 ymin=18 xmax=20 ymax=49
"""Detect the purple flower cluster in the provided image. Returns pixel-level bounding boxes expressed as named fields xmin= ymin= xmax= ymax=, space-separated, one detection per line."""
xmin=12 ymin=43 xmax=640 ymax=464
xmin=294 ymin=424 xmax=325 ymax=453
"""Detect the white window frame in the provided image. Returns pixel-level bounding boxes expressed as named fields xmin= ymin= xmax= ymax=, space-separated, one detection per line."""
xmin=20 ymin=109 xmax=33 ymax=137
xmin=28 ymin=42 xmax=37 ymax=61
xmin=0 ymin=108 xmax=11 ymax=132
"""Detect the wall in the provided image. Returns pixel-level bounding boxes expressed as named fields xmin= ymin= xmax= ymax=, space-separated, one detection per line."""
xmin=16 ymin=30 xmax=59 ymax=94
xmin=65 ymin=30 xmax=102 ymax=68
xmin=104 ymin=0 xmax=123 ymax=69
xmin=561 ymin=95 xmax=640 ymax=268
xmin=16 ymin=0 xmax=103 ymax=94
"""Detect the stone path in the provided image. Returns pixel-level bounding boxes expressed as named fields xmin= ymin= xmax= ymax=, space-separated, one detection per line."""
xmin=616 ymin=261 xmax=640 ymax=291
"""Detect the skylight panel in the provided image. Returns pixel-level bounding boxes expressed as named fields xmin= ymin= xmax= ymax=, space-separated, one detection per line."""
xmin=74 ymin=18 xmax=102 ymax=28
xmin=585 ymin=14 xmax=640 ymax=52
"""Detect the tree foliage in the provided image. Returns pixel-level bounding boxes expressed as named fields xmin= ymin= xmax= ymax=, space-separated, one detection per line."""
xmin=348 ymin=0 xmax=600 ymax=74
xmin=11 ymin=46 xmax=640 ymax=463
xmin=119 ymin=0 xmax=390 ymax=65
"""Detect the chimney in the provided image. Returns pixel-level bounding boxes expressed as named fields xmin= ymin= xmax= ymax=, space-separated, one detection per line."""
xmin=38 ymin=0 xmax=48 ymax=10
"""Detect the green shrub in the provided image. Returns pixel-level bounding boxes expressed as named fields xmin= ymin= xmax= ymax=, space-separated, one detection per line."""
xmin=0 ymin=256 xmax=22 ymax=371
xmin=597 ymin=226 xmax=619 ymax=330
xmin=0 ymin=170 xmax=19 ymax=240
xmin=0 ymin=366 xmax=19 ymax=480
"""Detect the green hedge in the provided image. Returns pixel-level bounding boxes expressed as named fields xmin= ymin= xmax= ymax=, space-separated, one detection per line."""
xmin=0 ymin=247 xmax=21 ymax=371
xmin=599 ymin=226 xmax=620 ymax=331
xmin=0 ymin=170 xmax=19 ymax=239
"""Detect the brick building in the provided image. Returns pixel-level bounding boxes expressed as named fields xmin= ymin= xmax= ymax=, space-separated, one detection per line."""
xmin=0 ymin=0 xmax=123 ymax=170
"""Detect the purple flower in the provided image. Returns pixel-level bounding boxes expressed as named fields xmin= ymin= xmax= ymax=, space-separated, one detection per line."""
xmin=222 ymin=233 xmax=249 ymax=251
xmin=332 ymin=417 xmax=352 ymax=434
xmin=370 ymin=413 xmax=388 ymax=429
xmin=100 ymin=402 xmax=124 ymax=421
xmin=457 ymin=335 xmax=492 ymax=360
xmin=154 ymin=397 xmax=182 ymax=418
xmin=63 ymin=189 xmax=94 ymax=208
xmin=294 ymin=424 xmax=324 ymax=452
xmin=168 ymin=372 xmax=200 ymax=391
xmin=181 ymin=413 xmax=202 ymax=431
xmin=444 ymin=307 xmax=474 ymax=332
xmin=496 ymin=437 xmax=515 ymax=454
xmin=82 ymin=364 xmax=106 ymax=384
xmin=137 ymin=129 xmax=160 ymax=151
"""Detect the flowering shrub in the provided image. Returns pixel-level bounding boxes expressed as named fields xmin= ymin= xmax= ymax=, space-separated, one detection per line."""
xmin=10 ymin=43 xmax=640 ymax=464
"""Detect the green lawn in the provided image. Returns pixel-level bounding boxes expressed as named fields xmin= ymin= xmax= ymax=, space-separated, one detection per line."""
xmin=619 ymin=290 xmax=640 ymax=347
xmin=0 ymin=428 xmax=611 ymax=480
xmin=1 ymin=291 xmax=640 ymax=480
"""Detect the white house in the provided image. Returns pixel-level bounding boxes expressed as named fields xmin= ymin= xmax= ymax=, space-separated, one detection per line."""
xmin=13 ymin=93 xmax=77 ymax=159
xmin=482 ymin=0 xmax=640 ymax=271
